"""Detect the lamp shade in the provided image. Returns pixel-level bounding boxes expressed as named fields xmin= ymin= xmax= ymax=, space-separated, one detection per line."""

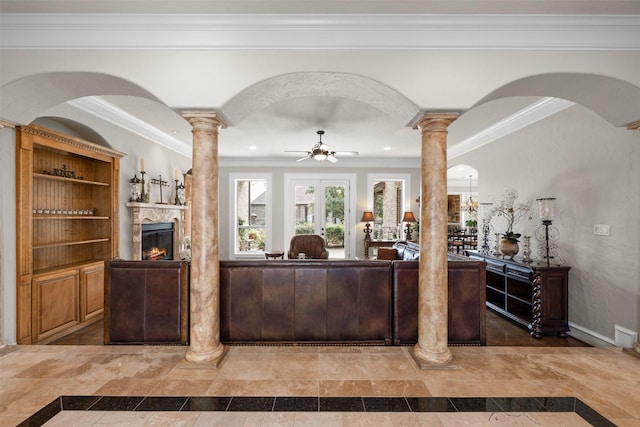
xmin=536 ymin=197 xmax=556 ymax=221
xmin=360 ymin=211 xmax=375 ymax=222
xmin=401 ymin=211 xmax=416 ymax=223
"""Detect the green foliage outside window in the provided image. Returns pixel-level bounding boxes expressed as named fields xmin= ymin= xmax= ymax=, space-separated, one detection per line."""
xmin=325 ymin=224 xmax=344 ymax=247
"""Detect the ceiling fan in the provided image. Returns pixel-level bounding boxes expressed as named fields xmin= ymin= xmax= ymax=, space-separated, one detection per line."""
xmin=286 ymin=130 xmax=358 ymax=163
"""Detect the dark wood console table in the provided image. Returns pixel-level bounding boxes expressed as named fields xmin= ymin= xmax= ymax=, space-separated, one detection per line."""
xmin=364 ymin=239 xmax=397 ymax=258
xmin=465 ymin=251 xmax=570 ymax=339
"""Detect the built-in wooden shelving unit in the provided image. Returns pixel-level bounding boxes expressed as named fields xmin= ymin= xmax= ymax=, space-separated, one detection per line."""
xmin=16 ymin=124 xmax=124 ymax=344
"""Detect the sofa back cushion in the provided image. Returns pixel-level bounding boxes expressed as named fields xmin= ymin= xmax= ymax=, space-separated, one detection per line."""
xmin=393 ymin=241 xmax=419 ymax=260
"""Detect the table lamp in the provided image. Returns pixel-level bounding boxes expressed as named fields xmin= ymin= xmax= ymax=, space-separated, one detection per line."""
xmin=401 ymin=211 xmax=417 ymax=241
xmin=360 ymin=211 xmax=375 ymax=240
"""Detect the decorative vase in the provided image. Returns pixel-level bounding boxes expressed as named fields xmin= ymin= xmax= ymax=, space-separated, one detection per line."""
xmin=492 ymin=233 xmax=502 ymax=256
xmin=500 ymin=240 xmax=519 ymax=259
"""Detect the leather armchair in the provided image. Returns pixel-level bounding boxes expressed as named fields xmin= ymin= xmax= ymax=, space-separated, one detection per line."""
xmin=287 ymin=234 xmax=329 ymax=259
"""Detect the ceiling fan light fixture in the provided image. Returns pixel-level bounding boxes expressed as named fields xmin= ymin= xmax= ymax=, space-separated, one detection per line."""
xmin=313 ymin=148 xmax=328 ymax=161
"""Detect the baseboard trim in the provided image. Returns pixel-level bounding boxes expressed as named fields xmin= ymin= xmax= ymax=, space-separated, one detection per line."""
xmin=568 ymin=322 xmax=615 ymax=347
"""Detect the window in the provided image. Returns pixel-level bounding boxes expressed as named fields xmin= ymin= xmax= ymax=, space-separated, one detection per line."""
xmin=231 ymin=174 xmax=271 ymax=257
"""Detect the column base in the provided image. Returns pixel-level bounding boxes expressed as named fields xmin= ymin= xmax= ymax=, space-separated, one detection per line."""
xmin=185 ymin=344 xmax=228 ymax=367
xmin=411 ymin=344 xmax=456 ymax=370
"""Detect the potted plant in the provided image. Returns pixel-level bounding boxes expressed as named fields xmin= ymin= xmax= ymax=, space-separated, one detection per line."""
xmin=465 ymin=219 xmax=477 ymax=233
xmin=490 ymin=188 xmax=531 ymax=259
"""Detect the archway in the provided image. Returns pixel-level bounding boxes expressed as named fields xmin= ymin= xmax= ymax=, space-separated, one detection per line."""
xmin=473 ymin=72 xmax=640 ymax=128
xmin=222 ymin=71 xmax=420 ymax=127
xmin=0 ymin=71 xmax=164 ymax=125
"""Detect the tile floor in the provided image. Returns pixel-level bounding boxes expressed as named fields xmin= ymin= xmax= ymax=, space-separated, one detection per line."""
xmin=2 ymin=343 xmax=639 ymax=426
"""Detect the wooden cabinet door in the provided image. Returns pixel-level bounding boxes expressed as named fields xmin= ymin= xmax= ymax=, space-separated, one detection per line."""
xmin=81 ymin=263 xmax=104 ymax=321
xmin=32 ymin=269 xmax=79 ymax=342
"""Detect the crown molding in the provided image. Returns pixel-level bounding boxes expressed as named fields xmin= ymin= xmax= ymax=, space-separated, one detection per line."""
xmin=447 ymin=97 xmax=575 ymax=159
xmin=68 ymin=97 xmax=192 ymax=158
xmin=1 ymin=13 xmax=639 ymax=50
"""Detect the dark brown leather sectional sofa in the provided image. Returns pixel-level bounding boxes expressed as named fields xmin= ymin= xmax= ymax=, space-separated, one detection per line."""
xmin=104 ymin=247 xmax=485 ymax=346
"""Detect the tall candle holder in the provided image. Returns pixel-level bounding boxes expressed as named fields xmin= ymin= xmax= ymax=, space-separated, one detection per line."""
xmin=479 ymin=202 xmax=493 ymax=254
xmin=536 ymin=197 xmax=557 ymax=266
xmin=140 ymin=171 xmax=149 ymax=203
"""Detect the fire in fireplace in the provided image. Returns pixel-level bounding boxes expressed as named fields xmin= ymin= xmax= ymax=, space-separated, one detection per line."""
xmin=141 ymin=222 xmax=174 ymax=260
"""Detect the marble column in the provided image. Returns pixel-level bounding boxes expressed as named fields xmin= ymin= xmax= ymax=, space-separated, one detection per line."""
xmin=181 ymin=111 xmax=226 ymax=365
xmin=412 ymin=113 xmax=458 ymax=368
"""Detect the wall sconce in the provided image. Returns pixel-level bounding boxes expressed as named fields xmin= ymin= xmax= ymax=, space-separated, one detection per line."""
xmin=360 ymin=211 xmax=375 ymax=241
xmin=536 ymin=197 xmax=557 ymax=265
xmin=401 ymin=211 xmax=417 ymax=241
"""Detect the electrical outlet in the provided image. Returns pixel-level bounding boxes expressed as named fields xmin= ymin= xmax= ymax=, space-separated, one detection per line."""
xmin=593 ymin=224 xmax=610 ymax=236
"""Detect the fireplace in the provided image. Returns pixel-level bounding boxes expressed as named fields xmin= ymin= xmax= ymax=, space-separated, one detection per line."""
xmin=141 ymin=223 xmax=174 ymax=260
xmin=127 ymin=202 xmax=188 ymax=261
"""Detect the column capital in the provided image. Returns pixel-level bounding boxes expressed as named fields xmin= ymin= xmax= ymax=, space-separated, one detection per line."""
xmin=412 ymin=112 xmax=459 ymax=133
xmin=181 ymin=111 xmax=227 ymax=130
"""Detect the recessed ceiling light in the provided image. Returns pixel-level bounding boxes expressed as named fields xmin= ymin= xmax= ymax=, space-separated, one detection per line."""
xmin=248 ymin=145 xmax=257 ymax=150
xmin=384 ymin=146 xmax=392 ymax=151
xmin=171 ymin=130 xmax=179 ymax=134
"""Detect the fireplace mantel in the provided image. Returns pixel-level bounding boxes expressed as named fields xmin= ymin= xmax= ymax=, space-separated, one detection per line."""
xmin=127 ymin=202 xmax=188 ymax=261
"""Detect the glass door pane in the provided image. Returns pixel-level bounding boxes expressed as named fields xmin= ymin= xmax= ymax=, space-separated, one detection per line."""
xmin=323 ymin=183 xmax=346 ymax=259
xmin=294 ymin=184 xmax=316 ymax=235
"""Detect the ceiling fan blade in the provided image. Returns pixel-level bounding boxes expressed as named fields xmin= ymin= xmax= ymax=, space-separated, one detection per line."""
xmin=335 ymin=151 xmax=358 ymax=156
xmin=296 ymin=155 xmax=311 ymax=162
xmin=327 ymin=153 xmax=339 ymax=163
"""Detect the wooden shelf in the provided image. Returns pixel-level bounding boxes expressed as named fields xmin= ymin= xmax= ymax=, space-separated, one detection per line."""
xmin=33 ymin=216 xmax=110 ymax=220
xmin=33 ymin=238 xmax=110 ymax=250
xmin=33 ymin=172 xmax=110 ymax=186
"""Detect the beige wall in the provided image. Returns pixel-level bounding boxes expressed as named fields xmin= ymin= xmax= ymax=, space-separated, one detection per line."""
xmin=454 ymin=103 xmax=640 ymax=345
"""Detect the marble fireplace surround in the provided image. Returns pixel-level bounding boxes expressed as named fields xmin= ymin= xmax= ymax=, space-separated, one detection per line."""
xmin=126 ymin=202 xmax=188 ymax=261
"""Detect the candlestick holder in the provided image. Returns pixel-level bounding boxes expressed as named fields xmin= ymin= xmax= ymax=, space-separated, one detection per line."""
xmin=479 ymin=202 xmax=493 ymax=255
xmin=140 ymin=171 xmax=149 ymax=203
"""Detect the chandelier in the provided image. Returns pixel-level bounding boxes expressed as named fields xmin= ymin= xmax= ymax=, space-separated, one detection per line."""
xmin=461 ymin=175 xmax=478 ymax=212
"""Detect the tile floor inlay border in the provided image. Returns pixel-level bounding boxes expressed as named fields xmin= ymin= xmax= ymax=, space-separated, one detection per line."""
xmin=17 ymin=395 xmax=615 ymax=427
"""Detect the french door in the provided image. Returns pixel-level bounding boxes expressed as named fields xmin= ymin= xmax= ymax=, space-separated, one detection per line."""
xmin=285 ymin=175 xmax=355 ymax=259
